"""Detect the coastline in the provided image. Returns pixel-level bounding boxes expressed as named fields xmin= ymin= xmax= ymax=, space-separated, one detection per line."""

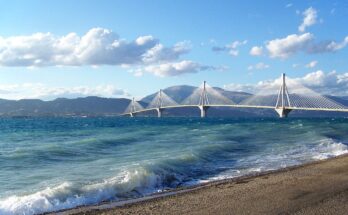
xmin=53 ymin=154 xmax=348 ymax=215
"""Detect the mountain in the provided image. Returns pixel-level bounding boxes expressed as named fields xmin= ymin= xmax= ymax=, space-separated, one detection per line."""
xmin=141 ymin=85 xmax=252 ymax=104
xmin=142 ymin=85 xmax=197 ymax=103
xmin=140 ymin=85 xmax=261 ymax=117
xmin=0 ymin=97 xmax=131 ymax=116
xmin=140 ymin=85 xmax=348 ymax=117
xmin=0 ymin=86 xmax=347 ymax=117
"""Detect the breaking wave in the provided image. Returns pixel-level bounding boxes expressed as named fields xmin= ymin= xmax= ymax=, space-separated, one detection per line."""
xmin=1 ymin=117 xmax=348 ymax=214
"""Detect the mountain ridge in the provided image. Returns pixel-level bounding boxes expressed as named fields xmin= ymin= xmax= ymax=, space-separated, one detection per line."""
xmin=0 ymin=86 xmax=347 ymax=117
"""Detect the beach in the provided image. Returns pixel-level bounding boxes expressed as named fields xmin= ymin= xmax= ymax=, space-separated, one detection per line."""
xmin=58 ymin=154 xmax=348 ymax=215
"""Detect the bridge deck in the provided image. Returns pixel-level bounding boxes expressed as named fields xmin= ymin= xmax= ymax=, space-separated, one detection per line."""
xmin=121 ymin=104 xmax=348 ymax=116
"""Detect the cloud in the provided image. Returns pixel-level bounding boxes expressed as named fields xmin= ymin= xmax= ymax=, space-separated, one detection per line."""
xmin=212 ymin=40 xmax=247 ymax=56
xmin=310 ymin=36 xmax=348 ymax=53
xmin=249 ymin=46 xmax=263 ymax=56
xmin=265 ymin=33 xmax=348 ymax=58
xmin=249 ymin=6 xmax=346 ymax=59
xmin=0 ymin=28 xmax=189 ymax=67
xmin=285 ymin=3 xmax=293 ymax=8
xmin=228 ymin=50 xmax=239 ymax=57
xmin=251 ymin=6 xmax=347 ymax=59
xmin=142 ymin=41 xmax=191 ymax=63
xmin=132 ymin=60 xmax=218 ymax=77
xmin=299 ymin=7 xmax=318 ymax=32
xmin=294 ymin=70 xmax=348 ymax=96
xmin=266 ymin=33 xmax=314 ymax=58
xmin=224 ymin=70 xmax=348 ymax=96
xmin=247 ymin=62 xmax=270 ymax=71
xmin=0 ymin=84 xmax=130 ymax=100
xmin=305 ymin=60 xmax=318 ymax=68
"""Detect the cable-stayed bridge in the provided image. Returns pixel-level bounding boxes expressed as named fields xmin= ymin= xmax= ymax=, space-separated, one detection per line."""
xmin=121 ymin=73 xmax=348 ymax=118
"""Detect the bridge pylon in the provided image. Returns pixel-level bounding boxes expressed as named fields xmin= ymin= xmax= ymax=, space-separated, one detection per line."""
xmin=129 ymin=97 xmax=136 ymax=117
xmin=275 ymin=73 xmax=292 ymax=118
xmin=156 ymin=89 xmax=164 ymax=117
xmin=198 ymin=81 xmax=209 ymax=118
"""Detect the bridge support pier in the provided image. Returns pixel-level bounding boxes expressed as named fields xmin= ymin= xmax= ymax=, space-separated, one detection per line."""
xmin=156 ymin=108 xmax=163 ymax=117
xmin=275 ymin=108 xmax=292 ymax=118
xmin=199 ymin=105 xmax=209 ymax=118
xmin=130 ymin=112 xmax=135 ymax=117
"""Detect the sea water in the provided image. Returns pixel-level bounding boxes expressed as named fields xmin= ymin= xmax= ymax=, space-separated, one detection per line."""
xmin=0 ymin=117 xmax=348 ymax=214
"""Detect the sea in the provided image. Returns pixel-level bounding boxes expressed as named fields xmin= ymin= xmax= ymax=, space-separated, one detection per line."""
xmin=0 ymin=117 xmax=348 ymax=214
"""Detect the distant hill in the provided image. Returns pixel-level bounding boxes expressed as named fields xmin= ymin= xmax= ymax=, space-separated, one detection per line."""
xmin=0 ymin=97 xmax=131 ymax=116
xmin=0 ymin=85 xmax=348 ymax=117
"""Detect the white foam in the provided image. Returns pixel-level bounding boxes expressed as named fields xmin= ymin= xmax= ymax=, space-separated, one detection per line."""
xmin=311 ymin=139 xmax=348 ymax=160
xmin=0 ymin=167 xmax=162 ymax=215
xmin=206 ymin=138 xmax=348 ymax=184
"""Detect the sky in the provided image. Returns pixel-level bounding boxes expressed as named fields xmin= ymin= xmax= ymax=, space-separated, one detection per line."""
xmin=0 ymin=0 xmax=348 ymax=100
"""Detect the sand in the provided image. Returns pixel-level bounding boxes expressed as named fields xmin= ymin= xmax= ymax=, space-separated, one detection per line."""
xmin=56 ymin=155 xmax=348 ymax=215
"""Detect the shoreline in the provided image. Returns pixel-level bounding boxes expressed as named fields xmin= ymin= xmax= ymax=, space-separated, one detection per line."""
xmin=51 ymin=154 xmax=348 ymax=215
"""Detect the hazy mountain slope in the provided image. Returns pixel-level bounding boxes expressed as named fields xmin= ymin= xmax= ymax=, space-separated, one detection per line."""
xmin=0 ymin=86 xmax=347 ymax=117
xmin=141 ymin=85 xmax=252 ymax=104
xmin=0 ymin=97 xmax=130 ymax=116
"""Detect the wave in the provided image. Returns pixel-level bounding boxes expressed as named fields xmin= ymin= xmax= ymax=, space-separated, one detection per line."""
xmin=0 ymin=167 xmax=166 ymax=215
xmin=2 ymin=117 xmax=348 ymax=215
xmin=207 ymin=137 xmax=348 ymax=181
xmin=1 ymin=136 xmax=348 ymax=215
xmin=0 ymin=150 xmax=203 ymax=215
xmin=311 ymin=138 xmax=348 ymax=160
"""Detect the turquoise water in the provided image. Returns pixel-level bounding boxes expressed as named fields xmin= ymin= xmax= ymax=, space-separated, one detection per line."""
xmin=0 ymin=117 xmax=348 ymax=214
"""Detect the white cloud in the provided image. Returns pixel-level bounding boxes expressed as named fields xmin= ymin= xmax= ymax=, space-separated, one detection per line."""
xmin=294 ymin=70 xmax=348 ymax=95
xmin=224 ymin=70 xmax=348 ymax=96
xmin=247 ymin=62 xmax=270 ymax=71
xmin=266 ymin=33 xmax=314 ymax=59
xmin=229 ymin=49 xmax=239 ymax=56
xmin=212 ymin=40 xmax=247 ymax=56
xmin=0 ymin=28 xmax=189 ymax=67
xmin=265 ymin=33 xmax=348 ymax=58
xmin=229 ymin=40 xmax=248 ymax=49
xmin=132 ymin=60 xmax=213 ymax=77
xmin=248 ymin=6 xmax=348 ymax=59
xmin=0 ymin=84 xmax=130 ymax=100
xmin=324 ymin=36 xmax=348 ymax=51
xmin=299 ymin=7 xmax=318 ymax=32
xmin=305 ymin=60 xmax=318 ymax=68
xmin=285 ymin=3 xmax=293 ymax=8
xmin=249 ymin=46 xmax=263 ymax=56
xmin=222 ymin=83 xmax=257 ymax=93
xmin=142 ymin=41 xmax=191 ymax=63
xmin=302 ymin=36 xmax=348 ymax=54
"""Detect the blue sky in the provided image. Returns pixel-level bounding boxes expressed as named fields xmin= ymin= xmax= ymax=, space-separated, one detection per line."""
xmin=0 ymin=0 xmax=348 ymax=100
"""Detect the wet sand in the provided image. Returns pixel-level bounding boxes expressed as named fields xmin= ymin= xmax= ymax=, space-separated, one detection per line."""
xmin=57 ymin=154 xmax=348 ymax=215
